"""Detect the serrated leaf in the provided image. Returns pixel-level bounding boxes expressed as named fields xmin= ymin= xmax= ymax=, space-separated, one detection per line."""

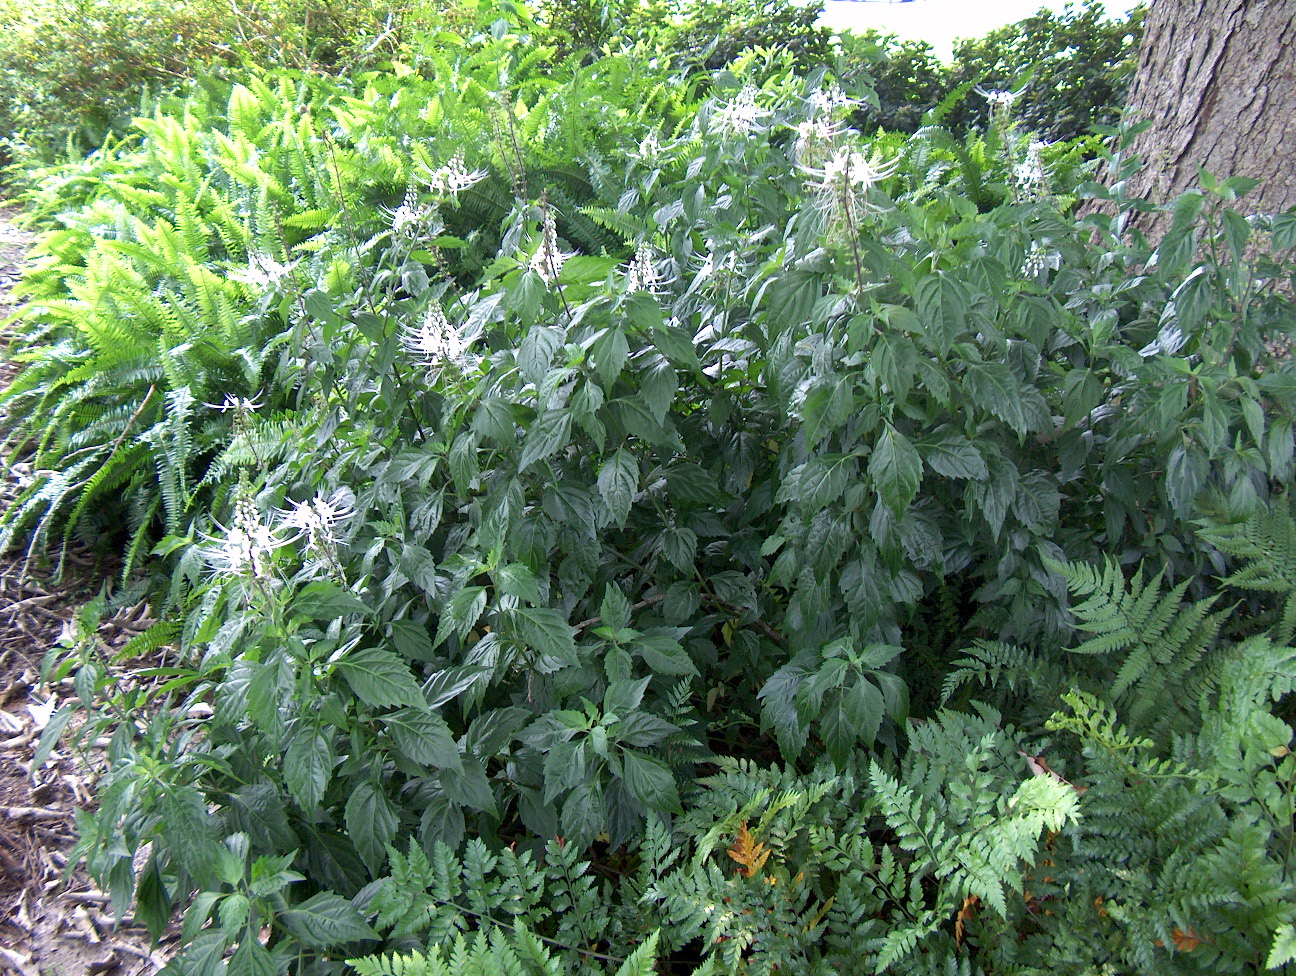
xmin=284 ymin=731 xmax=333 ymax=812
xmin=440 ymin=756 xmax=496 ymax=814
xmin=652 ymin=322 xmax=701 ymax=371
xmin=870 ymin=425 xmax=923 ymax=516
xmin=661 ymin=525 xmax=698 ymax=571
xmin=601 ymin=585 xmax=632 ymax=632
xmin=28 ymin=703 xmax=74 ymax=775
xmin=291 ymin=582 xmax=368 ymax=621
xmin=963 ymin=362 xmax=1029 ymax=434
xmin=598 ymin=448 xmax=638 ymax=525
xmin=915 ymin=272 xmax=969 ymax=353
xmin=383 ymin=708 xmax=463 ymax=770
xmin=922 ymin=430 xmax=988 ymax=480
xmin=474 ymin=397 xmax=518 ymax=441
xmin=783 ymin=454 xmax=856 ymax=509
xmin=344 ymin=783 xmax=399 ymax=875
xmin=619 ymin=750 xmax=682 ymax=814
xmin=497 ymin=562 xmax=542 ymax=604
xmin=435 ymin=585 xmax=487 ymax=648
xmin=1166 ymin=444 xmax=1209 ymax=516
xmin=518 ymin=326 xmax=562 ymax=386
xmin=518 ymin=411 xmax=572 ymax=472
xmin=633 ymin=633 xmax=697 ymax=675
xmin=641 ymin=361 xmax=678 ymax=422
xmin=230 ymin=938 xmax=277 ymax=976
xmin=615 ymin=711 xmax=681 ymax=747
xmin=389 ymin=619 xmax=436 ymax=662
xmin=337 ymin=647 xmax=424 ymax=709
xmin=280 ymin=892 xmax=377 ymax=949
xmin=508 ymin=606 xmax=578 ymax=664
xmin=591 ymin=326 xmax=630 ymax=386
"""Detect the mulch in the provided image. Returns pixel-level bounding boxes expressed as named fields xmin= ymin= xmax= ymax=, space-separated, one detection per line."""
xmin=0 ymin=205 xmax=180 ymax=976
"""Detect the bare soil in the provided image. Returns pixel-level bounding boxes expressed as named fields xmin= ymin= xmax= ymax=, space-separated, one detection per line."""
xmin=0 ymin=206 xmax=179 ymax=976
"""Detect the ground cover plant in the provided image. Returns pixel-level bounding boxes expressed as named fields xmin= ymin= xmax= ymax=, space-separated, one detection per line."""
xmin=3 ymin=1 xmax=1296 ymax=974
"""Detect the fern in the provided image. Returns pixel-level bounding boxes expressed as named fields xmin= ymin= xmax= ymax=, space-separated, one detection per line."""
xmin=349 ymin=929 xmax=660 ymax=976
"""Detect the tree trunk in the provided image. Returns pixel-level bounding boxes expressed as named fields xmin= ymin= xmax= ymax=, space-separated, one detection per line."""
xmin=1123 ymin=0 xmax=1296 ymax=225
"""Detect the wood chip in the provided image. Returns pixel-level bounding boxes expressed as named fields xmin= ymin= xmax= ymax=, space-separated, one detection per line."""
xmin=0 ymin=947 xmax=40 ymax=976
xmin=0 ymin=805 xmax=69 ymax=822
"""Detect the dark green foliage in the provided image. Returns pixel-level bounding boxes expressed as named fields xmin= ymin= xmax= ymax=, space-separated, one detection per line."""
xmin=0 ymin=0 xmax=408 ymax=163
xmin=6 ymin=9 xmax=1296 ymax=976
xmin=839 ymin=1 xmax=1143 ymax=141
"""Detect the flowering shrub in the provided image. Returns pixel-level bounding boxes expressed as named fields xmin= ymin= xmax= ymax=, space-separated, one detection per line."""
xmin=7 ymin=5 xmax=1296 ymax=974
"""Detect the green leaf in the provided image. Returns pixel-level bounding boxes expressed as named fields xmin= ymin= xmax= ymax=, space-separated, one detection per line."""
xmin=641 ymin=361 xmax=678 ymax=422
xmin=963 ymin=362 xmax=1029 ymax=434
xmin=633 ymin=633 xmax=697 ymax=675
xmin=498 ymin=562 xmax=542 ymax=605
xmin=613 ymin=930 xmax=661 ymax=976
xmin=435 ymin=585 xmax=487 ymax=648
xmin=448 ymin=432 xmax=479 ymax=492
xmin=291 ymin=582 xmax=368 ymax=621
xmin=1166 ymin=444 xmax=1209 ymax=516
xmin=598 ymin=448 xmax=638 ymax=525
xmin=615 ymin=712 xmax=681 ymax=748
xmin=915 ymin=272 xmax=969 ymax=354
xmin=440 ymin=756 xmax=497 ymax=815
xmin=344 ymin=783 xmax=399 ymax=875
xmin=1062 ymin=369 xmax=1104 ymax=429
xmin=652 ymin=322 xmax=702 ymax=372
xmin=782 ymin=454 xmax=856 ymax=509
xmin=873 ymin=332 xmax=918 ymax=403
xmin=922 ymin=430 xmax=988 ymax=480
xmin=561 ymin=780 xmax=605 ymax=847
xmin=383 ymin=708 xmax=463 ymax=770
xmin=619 ymin=750 xmax=682 ymax=814
xmin=280 ymin=892 xmax=377 ymax=949
xmin=229 ymin=939 xmax=277 ymax=976
xmin=337 ymin=647 xmax=424 ymax=709
xmin=284 ymin=731 xmax=333 ymax=811
xmin=870 ymin=425 xmax=923 ymax=516
xmin=661 ymin=526 xmax=698 ymax=570
xmin=28 ymin=703 xmax=75 ymax=774
xmin=1266 ymin=923 xmax=1296 ymax=968
xmin=389 ymin=619 xmax=436 ymax=662
xmin=174 ymin=931 xmax=227 ymax=976
xmin=474 ymin=397 xmax=518 ymax=442
xmin=518 ymin=411 xmax=572 ymax=472
xmin=508 ymin=606 xmax=578 ymax=664
xmin=591 ymin=326 xmax=630 ymax=386
xmin=600 ymin=585 xmax=632 ymax=632
xmin=518 ymin=326 xmax=562 ymax=386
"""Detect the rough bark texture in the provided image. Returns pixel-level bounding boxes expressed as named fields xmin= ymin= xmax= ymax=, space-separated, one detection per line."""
xmin=1124 ymin=0 xmax=1296 ymax=225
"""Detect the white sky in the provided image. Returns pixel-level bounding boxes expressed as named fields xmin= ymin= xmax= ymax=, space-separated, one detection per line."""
xmin=818 ymin=0 xmax=1142 ymax=60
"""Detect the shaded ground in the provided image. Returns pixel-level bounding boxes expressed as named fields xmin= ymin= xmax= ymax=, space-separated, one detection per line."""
xmin=0 ymin=206 xmax=177 ymax=975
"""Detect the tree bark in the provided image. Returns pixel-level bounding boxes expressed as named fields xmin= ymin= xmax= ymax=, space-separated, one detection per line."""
xmin=1123 ymin=0 xmax=1296 ymax=224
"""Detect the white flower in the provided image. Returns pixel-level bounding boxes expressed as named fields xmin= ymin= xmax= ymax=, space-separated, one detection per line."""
xmin=804 ymin=147 xmax=899 ymax=232
xmin=624 ymin=242 xmax=661 ymax=294
xmin=200 ymin=488 xmax=292 ymax=581
xmin=231 ymin=254 xmax=298 ymax=291
xmin=211 ymin=394 xmax=263 ymax=415
xmin=390 ymin=186 xmax=432 ymax=236
xmin=424 ymin=153 xmax=487 ymax=198
xmin=1021 ymin=240 xmax=1061 ymax=279
xmin=636 ymin=131 xmax=661 ymax=159
xmin=401 ymin=301 xmax=475 ymax=372
xmin=529 ymin=207 xmax=568 ymax=284
xmin=975 ymin=84 xmax=1028 ymax=118
xmin=710 ymin=87 xmax=770 ymax=138
xmin=279 ymin=488 xmax=355 ymax=559
xmin=1014 ymin=141 xmax=1051 ymax=198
